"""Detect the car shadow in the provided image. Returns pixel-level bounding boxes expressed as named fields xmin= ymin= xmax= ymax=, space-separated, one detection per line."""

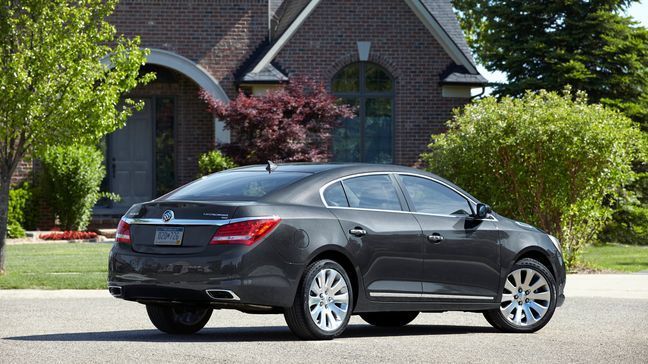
xmin=3 ymin=324 xmax=497 ymax=343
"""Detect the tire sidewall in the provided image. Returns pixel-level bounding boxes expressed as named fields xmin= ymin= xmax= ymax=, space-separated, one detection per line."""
xmin=298 ymin=260 xmax=353 ymax=339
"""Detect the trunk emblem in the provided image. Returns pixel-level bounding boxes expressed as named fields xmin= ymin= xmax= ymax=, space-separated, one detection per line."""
xmin=162 ymin=210 xmax=175 ymax=223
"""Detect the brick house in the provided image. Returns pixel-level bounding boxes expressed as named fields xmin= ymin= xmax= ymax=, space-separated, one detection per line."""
xmin=18 ymin=0 xmax=486 ymax=220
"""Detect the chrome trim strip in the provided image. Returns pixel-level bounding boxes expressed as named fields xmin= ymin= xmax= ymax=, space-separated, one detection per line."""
xmin=369 ymin=291 xmax=493 ymax=300
xmin=205 ymin=289 xmax=241 ymax=301
xmin=123 ymin=215 xmax=278 ymax=226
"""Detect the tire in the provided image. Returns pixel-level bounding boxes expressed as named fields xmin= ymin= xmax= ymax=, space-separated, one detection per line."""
xmin=484 ymin=258 xmax=557 ymax=333
xmin=146 ymin=304 xmax=212 ymax=335
xmin=284 ymin=259 xmax=354 ymax=340
xmin=360 ymin=311 xmax=419 ymax=327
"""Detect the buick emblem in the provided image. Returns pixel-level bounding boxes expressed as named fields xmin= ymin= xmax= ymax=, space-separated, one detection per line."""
xmin=162 ymin=210 xmax=174 ymax=223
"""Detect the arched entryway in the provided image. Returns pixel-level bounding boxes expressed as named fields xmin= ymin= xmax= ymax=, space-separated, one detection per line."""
xmin=98 ymin=49 xmax=229 ymax=213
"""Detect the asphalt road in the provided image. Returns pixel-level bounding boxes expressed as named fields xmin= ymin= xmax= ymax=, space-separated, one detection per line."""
xmin=1 ymin=283 xmax=647 ymax=363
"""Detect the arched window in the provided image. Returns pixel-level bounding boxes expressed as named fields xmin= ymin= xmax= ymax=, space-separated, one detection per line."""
xmin=332 ymin=62 xmax=394 ymax=163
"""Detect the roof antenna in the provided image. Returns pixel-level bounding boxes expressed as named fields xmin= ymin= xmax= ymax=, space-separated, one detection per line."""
xmin=266 ymin=160 xmax=278 ymax=173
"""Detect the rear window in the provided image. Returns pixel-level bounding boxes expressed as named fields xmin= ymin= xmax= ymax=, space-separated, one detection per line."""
xmin=164 ymin=171 xmax=309 ymax=201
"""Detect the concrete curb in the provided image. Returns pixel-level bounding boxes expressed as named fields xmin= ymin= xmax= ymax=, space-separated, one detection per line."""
xmin=564 ymin=274 xmax=648 ymax=300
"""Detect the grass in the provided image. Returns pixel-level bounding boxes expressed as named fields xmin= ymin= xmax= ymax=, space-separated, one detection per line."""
xmin=581 ymin=244 xmax=648 ymax=273
xmin=0 ymin=243 xmax=112 ymax=289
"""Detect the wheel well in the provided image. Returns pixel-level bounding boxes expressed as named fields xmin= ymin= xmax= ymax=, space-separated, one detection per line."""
xmin=309 ymin=250 xmax=359 ymax=308
xmin=517 ymin=250 xmax=556 ymax=279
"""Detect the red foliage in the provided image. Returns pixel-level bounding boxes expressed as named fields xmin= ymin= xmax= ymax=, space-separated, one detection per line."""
xmin=39 ymin=231 xmax=98 ymax=241
xmin=200 ymin=78 xmax=355 ymax=165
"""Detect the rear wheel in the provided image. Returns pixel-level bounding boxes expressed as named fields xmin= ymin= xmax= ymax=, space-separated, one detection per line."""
xmin=360 ymin=311 xmax=419 ymax=327
xmin=284 ymin=259 xmax=353 ymax=340
xmin=484 ymin=258 xmax=557 ymax=333
xmin=146 ymin=304 xmax=212 ymax=334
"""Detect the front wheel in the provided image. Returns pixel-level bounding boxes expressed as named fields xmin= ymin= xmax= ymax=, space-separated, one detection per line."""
xmin=284 ymin=259 xmax=353 ymax=340
xmin=146 ymin=304 xmax=212 ymax=334
xmin=484 ymin=258 xmax=557 ymax=333
xmin=360 ymin=311 xmax=419 ymax=327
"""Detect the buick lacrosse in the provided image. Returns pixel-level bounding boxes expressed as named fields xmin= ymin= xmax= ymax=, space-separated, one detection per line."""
xmin=108 ymin=163 xmax=565 ymax=340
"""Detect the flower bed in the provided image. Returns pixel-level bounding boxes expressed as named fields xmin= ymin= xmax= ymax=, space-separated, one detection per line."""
xmin=39 ymin=231 xmax=98 ymax=241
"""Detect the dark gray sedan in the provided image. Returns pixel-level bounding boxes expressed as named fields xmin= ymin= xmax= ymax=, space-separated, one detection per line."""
xmin=108 ymin=163 xmax=566 ymax=340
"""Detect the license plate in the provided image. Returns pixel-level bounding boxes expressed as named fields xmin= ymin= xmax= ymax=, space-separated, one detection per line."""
xmin=154 ymin=227 xmax=184 ymax=246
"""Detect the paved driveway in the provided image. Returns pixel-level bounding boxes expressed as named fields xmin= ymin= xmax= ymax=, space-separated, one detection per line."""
xmin=1 ymin=275 xmax=646 ymax=363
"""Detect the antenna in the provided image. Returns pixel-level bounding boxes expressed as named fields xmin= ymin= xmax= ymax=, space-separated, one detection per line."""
xmin=266 ymin=160 xmax=278 ymax=173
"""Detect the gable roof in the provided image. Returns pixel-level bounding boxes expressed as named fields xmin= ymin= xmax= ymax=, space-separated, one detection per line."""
xmin=243 ymin=0 xmax=484 ymax=84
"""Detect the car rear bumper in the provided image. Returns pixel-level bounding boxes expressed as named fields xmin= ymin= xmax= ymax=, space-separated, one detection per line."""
xmin=107 ymin=242 xmax=303 ymax=308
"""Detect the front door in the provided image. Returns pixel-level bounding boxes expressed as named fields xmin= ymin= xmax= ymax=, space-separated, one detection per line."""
xmin=109 ymin=99 xmax=154 ymax=210
xmin=396 ymin=174 xmax=501 ymax=299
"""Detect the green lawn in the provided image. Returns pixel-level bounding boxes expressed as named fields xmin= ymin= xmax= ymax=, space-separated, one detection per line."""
xmin=0 ymin=243 xmax=112 ymax=289
xmin=581 ymin=244 xmax=648 ymax=273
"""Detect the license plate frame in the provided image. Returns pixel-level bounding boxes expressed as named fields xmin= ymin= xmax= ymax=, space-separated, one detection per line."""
xmin=154 ymin=227 xmax=185 ymax=246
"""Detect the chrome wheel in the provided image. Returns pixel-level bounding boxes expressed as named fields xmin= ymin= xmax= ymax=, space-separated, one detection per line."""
xmin=500 ymin=268 xmax=551 ymax=327
xmin=308 ymin=268 xmax=350 ymax=332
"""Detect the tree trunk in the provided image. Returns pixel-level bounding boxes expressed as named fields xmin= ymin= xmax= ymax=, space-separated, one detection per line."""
xmin=0 ymin=172 xmax=10 ymax=274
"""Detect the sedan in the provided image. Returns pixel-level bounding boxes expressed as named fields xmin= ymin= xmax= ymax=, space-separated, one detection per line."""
xmin=108 ymin=163 xmax=566 ymax=340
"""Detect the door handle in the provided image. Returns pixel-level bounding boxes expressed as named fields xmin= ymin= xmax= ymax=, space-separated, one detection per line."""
xmin=349 ymin=228 xmax=367 ymax=237
xmin=427 ymin=233 xmax=444 ymax=243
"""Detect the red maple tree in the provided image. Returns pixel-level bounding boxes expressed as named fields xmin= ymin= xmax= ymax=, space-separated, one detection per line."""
xmin=200 ymin=78 xmax=355 ymax=165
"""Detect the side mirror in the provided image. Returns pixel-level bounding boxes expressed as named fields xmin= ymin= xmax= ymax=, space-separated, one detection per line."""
xmin=475 ymin=203 xmax=492 ymax=219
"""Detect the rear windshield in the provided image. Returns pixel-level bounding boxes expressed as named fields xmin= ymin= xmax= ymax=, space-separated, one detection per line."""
xmin=164 ymin=171 xmax=309 ymax=201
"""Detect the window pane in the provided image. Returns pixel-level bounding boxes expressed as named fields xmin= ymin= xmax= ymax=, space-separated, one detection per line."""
xmin=333 ymin=98 xmax=360 ymax=162
xmin=155 ymin=97 xmax=175 ymax=196
xmin=332 ymin=63 xmax=360 ymax=93
xmin=323 ymin=182 xmax=349 ymax=207
xmin=365 ymin=63 xmax=393 ymax=92
xmin=342 ymin=175 xmax=402 ymax=211
xmin=165 ymin=171 xmax=308 ymax=201
xmin=363 ymin=98 xmax=392 ymax=163
xmin=400 ymin=176 xmax=472 ymax=216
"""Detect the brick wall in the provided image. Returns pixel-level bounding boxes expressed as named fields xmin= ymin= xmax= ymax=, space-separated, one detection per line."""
xmin=273 ymin=0 xmax=469 ymax=165
xmin=10 ymin=159 xmax=32 ymax=185
xmin=111 ymin=0 xmax=270 ymax=99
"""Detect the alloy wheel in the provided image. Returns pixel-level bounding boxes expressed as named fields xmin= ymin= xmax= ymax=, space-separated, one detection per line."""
xmin=500 ymin=268 xmax=551 ymax=327
xmin=308 ymin=268 xmax=350 ymax=331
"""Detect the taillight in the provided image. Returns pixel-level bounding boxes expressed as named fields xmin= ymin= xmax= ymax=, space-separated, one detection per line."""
xmin=210 ymin=217 xmax=281 ymax=246
xmin=116 ymin=219 xmax=131 ymax=244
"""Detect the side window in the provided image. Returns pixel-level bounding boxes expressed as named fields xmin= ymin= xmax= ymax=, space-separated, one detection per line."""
xmin=400 ymin=175 xmax=472 ymax=216
xmin=342 ymin=175 xmax=402 ymax=211
xmin=323 ymin=182 xmax=349 ymax=207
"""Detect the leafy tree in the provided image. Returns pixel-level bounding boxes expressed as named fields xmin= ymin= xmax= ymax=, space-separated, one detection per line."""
xmin=452 ymin=0 xmax=648 ymax=127
xmin=421 ymin=90 xmax=646 ymax=267
xmin=201 ymin=78 xmax=354 ymax=165
xmin=0 ymin=0 xmax=152 ymax=273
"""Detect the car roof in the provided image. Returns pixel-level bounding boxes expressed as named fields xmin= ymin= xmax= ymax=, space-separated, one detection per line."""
xmin=240 ymin=163 xmax=482 ymax=206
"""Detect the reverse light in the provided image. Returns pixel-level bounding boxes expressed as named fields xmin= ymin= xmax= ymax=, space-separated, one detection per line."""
xmin=210 ymin=217 xmax=281 ymax=246
xmin=116 ymin=219 xmax=131 ymax=244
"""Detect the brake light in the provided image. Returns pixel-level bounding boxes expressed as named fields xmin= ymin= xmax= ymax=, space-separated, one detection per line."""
xmin=116 ymin=219 xmax=131 ymax=244
xmin=210 ymin=217 xmax=281 ymax=246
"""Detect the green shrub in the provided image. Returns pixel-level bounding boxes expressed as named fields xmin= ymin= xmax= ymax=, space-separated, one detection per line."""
xmin=7 ymin=183 xmax=33 ymax=238
xmin=198 ymin=150 xmax=237 ymax=176
xmin=40 ymin=144 xmax=106 ymax=231
xmin=421 ymin=89 xmax=646 ymax=267
xmin=599 ymin=167 xmax=648 ymax=245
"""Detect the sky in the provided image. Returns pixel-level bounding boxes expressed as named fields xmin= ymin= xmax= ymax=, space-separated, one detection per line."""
xmin=477 ymin=1 xmax=648 ymax=89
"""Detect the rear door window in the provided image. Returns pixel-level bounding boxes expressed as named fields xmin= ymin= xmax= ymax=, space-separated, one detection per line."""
xmin=323 ymin=182 xmax=349 ymax=207
xmin=164 ymin=171 xmax=309 ymax=201
xmin=341 ymin=175 xmax=403 ymax=211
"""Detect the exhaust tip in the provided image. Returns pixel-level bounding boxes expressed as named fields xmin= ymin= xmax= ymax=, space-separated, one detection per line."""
xmin=206 ymin=289 xmax=240 ymax=301
xmin=108 ymin=286 xmax=123 ymax=297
